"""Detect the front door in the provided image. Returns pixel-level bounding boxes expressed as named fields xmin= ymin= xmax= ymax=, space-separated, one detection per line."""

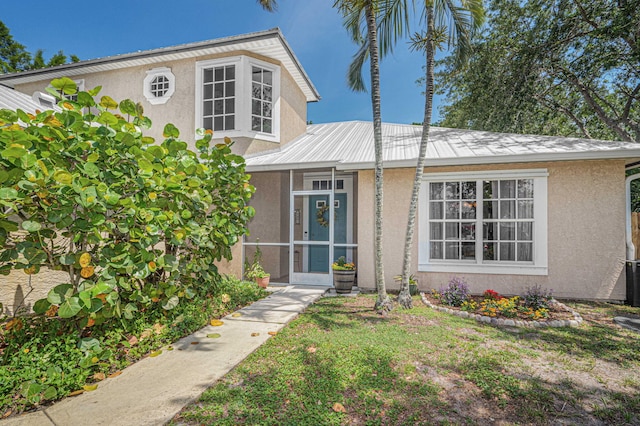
xmin=308 ymin=195 xmax=330 ymax=272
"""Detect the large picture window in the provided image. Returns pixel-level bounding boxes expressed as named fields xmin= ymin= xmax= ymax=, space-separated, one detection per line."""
xmin=419 ymin=170 xmax=548 ymax=275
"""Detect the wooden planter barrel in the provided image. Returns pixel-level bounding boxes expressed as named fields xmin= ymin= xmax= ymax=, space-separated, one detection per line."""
xmin=333 ymin=270 xmax=355 ymax=294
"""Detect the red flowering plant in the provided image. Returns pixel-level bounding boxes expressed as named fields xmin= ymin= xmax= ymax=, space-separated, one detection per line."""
xmin=483 ymin=289 xmax=503 ymax=300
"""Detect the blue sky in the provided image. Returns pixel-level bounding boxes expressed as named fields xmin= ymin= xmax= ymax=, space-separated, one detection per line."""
xmin=2 ymin=0 xmax=444 ymax=125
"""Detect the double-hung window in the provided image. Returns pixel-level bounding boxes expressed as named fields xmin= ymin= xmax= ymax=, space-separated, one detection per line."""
xmin=419 ymin=169 xmax=548 ymax=275
xmin=251 ymin=66 xmax=273 ymax=133
xmin=203 ymin=64 xmax=236 ymax=132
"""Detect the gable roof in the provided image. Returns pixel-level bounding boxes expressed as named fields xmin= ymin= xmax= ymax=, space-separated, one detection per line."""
xmin=0 ymin=84 xmax=52 ymax=114
xmin=0 ymin=28 xmax=320 ymax=103
xmin=245 ymin=121 xmax=640 ymax=171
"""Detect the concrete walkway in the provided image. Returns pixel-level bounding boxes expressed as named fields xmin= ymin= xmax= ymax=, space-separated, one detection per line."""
xmin=2 ymin=285 xmax=327 ymax=426
xmin=614 ymin=315 xmax=640 ymax=333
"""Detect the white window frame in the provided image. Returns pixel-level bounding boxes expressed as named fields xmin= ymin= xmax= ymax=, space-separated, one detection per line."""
xmin=195 ymin=56 xmax=280 ymax=143
xmin=32 ymin=91 xmax=56 ymax=109
xmin=418 ymin=169 xmax=548 ymax=276
xmin=143 ymin=67 xmax=175 ymax=105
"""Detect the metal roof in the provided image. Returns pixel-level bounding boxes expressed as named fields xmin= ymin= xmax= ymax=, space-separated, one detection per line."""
xmin=245 ymin=121 xmax=640 ymax=171
xmin=0 ymin=29 xmax=320 ymax=103
xmin=0 ymin=84 xmax=51 ymax=114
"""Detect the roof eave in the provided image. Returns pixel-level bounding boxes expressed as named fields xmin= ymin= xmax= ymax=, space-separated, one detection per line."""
xmin=247 ymin=149 xmax=640 ymax=172
xmin=0 ymin=28 xmax=320 ymax=103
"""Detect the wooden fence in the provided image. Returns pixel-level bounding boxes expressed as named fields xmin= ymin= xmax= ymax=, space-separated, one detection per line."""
xmin=633 ymin=212 xmax=640 ymax=259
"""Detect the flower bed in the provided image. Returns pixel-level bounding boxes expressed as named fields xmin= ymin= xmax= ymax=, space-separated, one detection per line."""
xmin=421 ymin=278 xmax=583 ymax=328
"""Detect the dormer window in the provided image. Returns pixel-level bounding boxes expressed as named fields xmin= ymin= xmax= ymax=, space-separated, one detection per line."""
xmin=196 ymin=56 xmax=280 ymax=142
xmin=32 ymin=91 xmax=56 ymax=109
xmin=143 ymin=67 xmax=175 ymax=105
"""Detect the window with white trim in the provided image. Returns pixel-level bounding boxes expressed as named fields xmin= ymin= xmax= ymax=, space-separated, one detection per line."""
xmin=419 ymin=169 xmax=548 ymax=275
xmin=251 ymin=66 xmax=273 ymax=133
xmin=143 ymin=68 xmax=175 ymax=105
xmin=32 ymin=91 xmax=56 ymax=109
xmin=196 ymin=56 xmax=280 ymax=142
xmin=203 ymin=64 xmax=235 ymax=131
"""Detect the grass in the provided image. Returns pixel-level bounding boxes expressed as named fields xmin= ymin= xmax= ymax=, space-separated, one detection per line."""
xmin=173 ymin=296 xmax=640 ymax=425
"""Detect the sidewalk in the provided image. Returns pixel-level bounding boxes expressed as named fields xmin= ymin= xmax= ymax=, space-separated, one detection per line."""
xmin=2 ymin=285 xmax=327 ymax=426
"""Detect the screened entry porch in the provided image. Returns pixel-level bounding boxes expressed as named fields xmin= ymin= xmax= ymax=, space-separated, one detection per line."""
xmin=244 ymin=169 xmax=358 ymax=286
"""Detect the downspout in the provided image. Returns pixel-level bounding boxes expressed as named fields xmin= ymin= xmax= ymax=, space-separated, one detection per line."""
xmin=626 ymin=172 xmax=640 ymax=259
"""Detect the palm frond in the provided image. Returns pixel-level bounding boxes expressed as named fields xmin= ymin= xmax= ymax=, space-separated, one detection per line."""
xmin=257 ymin=0 xmax=278 ymax=12
xmin=347 ymin=42 xmax=370 ymax=92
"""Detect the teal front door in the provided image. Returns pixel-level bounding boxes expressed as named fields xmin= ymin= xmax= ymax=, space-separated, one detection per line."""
xmin=333 ymin=193 xmax=347 ymax=261
xmin=308 ymin=194 xmax=348 ymax=272
xmin=308 ymin=195 xmax=329 ymax=272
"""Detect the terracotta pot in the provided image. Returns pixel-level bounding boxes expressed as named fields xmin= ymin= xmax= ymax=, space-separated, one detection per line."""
xmin=333 ymin=270 xmax=355 ymax=294
xmin=256 ymin=276 xmax=270 ymax=288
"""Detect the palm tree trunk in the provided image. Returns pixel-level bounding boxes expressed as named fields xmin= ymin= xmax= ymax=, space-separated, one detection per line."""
xmin=397 ymin=6 xmax=436 ymax=309
xmin=365 ymin=3 xmax=392 ymax=312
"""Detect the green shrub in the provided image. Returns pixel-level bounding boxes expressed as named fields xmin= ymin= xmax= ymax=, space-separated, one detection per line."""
xmin=0 ymin=275 xmax=266 ymax=414
xmin=0 ymin=77 xmax=254 ymax=324
xmin=439 ymin=276 xmax=470 ymax=307
xmin=522 ymin=285 xmax=554 ymax=310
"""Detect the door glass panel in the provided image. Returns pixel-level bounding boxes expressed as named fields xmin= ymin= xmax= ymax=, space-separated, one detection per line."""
xmin=293 ymin=193 xmax=331 ymax=275
xmin=293 ymin=244 xmax=329 ymax=274
xmin=246 ymin=171 xmax=289 ymax=243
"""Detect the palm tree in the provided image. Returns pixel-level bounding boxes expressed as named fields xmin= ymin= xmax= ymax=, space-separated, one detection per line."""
xmin=396 ymin=0 xmax=484 ymax=309
xmin=256 ymin=0 xmax=277 ymax=12
xmin=335 ymin=0 xmax=410 ymax=312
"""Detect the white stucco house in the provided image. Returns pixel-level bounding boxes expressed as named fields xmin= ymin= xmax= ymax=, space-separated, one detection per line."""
xmin=1 ymin=28 xmax=640 ymax=310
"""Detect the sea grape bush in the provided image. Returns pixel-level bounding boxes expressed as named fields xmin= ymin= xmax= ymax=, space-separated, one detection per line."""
xmin=439 ymin=276 xmax=470 ymax=307
xmin=0 ymin=77 xmax=255 ymax=324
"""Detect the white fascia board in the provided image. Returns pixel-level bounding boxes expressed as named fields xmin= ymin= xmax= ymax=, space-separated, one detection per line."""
xmin=337 ymin=150 xmax=640 ymax=170
xmin=246 ymin=161 xmax=339 ymax=172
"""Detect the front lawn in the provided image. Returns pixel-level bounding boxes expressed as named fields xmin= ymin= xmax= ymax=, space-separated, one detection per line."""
xmin=174 ymin=296 xmax=640 ymax=425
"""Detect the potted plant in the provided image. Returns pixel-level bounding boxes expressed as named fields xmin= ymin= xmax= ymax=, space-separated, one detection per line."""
xmin=254 ymin=266 xmax=271 ymax=288
xmin=244 ymin=242 xmax=270 ymax=288
xmin=332 ymin=256 xmax=356 ymax=294
xmin=394 ymin=274 xmax=419 ymax=295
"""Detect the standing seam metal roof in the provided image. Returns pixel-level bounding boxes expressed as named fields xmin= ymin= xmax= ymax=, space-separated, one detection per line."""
xmin=245 ymin=121 xmax=640 ymax=171
xmin=0 ymin=85 xmax=50 ymax=114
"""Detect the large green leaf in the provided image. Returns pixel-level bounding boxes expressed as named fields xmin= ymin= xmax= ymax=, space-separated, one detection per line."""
xmin=0 ymin=188 xmax=18 ymax=199
xmin=83 ymin=162 xmax=100 ymax=178
xmin=59 ymin=254 xmax=76 ymax=265
xmin=161 ymin=295 xmax=179 ymax=310
xmin=53 ymin=170 xmax=73 ymax=185
xmin=21 ymin=220 xmax=42 ymax=232
xmin=58 ymin=296 xmax=82 ymax=318
xmin=163 ymin=123 xmax=180 ymax=138
xmin=47 ymin=283 xmax=74 ymax=305
xmin=119 ymin=99 xmax=137 ymax=116
xmin=33 ymin=298 xmax=52 ymax=315
xmin=99 ymin=96 xmax=118 ymax=110
xmin=50 ymin=77 xmax=77 ymax=95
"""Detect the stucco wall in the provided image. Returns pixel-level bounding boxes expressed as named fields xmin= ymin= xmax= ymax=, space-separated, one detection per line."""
xmin=0 ymin=268 xmax=68 ymax=316
xmin=14 ymin=51 xmax=308 ymax=156
xmin=357 ymin=160 xmax=627 ymax=301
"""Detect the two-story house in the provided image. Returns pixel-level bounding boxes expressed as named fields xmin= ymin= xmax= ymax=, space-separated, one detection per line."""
xmin=2 ymin=28 xmax=640 ymax=306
